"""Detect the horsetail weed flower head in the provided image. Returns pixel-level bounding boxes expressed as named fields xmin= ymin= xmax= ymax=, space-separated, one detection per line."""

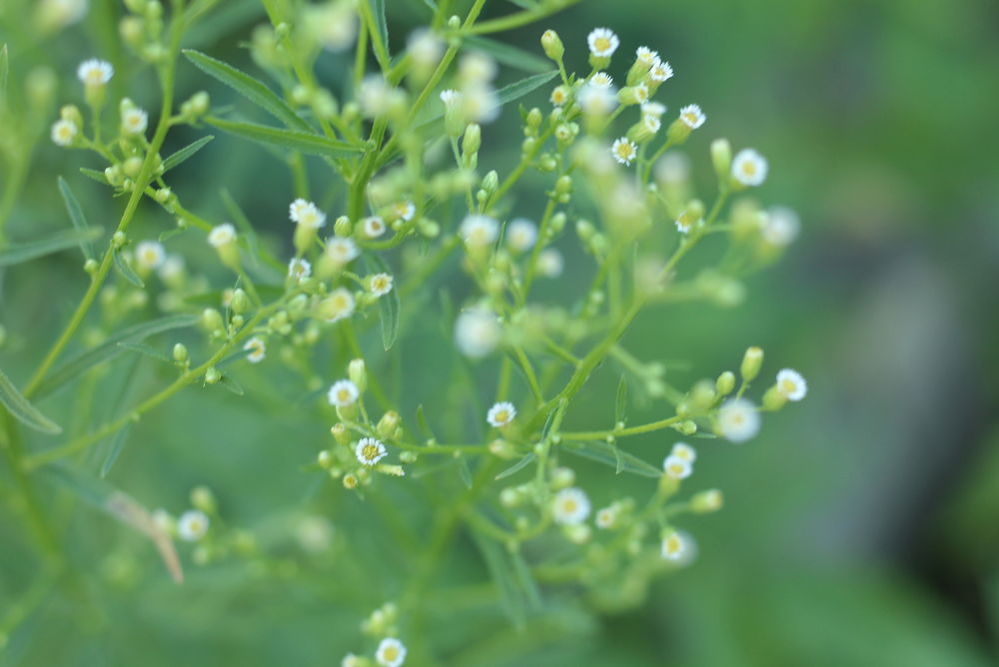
xmin=487 ymin=402 xmax=516 ymax=428
xmin=33 ymin=2 xmax=812 ymax=654
xmin=355 ymin=438 xmax=387 ymax=466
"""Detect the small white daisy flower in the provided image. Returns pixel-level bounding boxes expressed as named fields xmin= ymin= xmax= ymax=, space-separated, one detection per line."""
xmin=663 ymin=454 xmax=693 ymax=480
xmin=635 ymin=46 xmax=659 ymax=65
xmin=50 ymin=119 xmax=78 ymax=146
xmin=587 ymin=28 xmax=620 ymax=58
xmin=325 ymin=236 xmax=359 ymax=264
xmin=243 ymin=336 xmax=266 ymax=363
xmin=762 ymin=206 xmax=800 ymax=246
xmin=671 ymin=442 xmax=697 ymax=462
xmin=159 ymin=254 xmax=184 ymax=282
xmin=595 ymin=506 xmax=617 ymax=530
xmin=134 ymin=240 xmax=165 ymax=271
xmin=461 ymin=85 xmax=499 ymax=123
xmin=577 ymin=83 xmax=618 ymax=115
xmin=717 ymin=398 xmax=761 ymax=443
xmin=454 ymin=308 xmax=501 ymax=358
xmin=369 ymin=273 xmax=393 ymax=297
xmin=375 ymin=637 xmax=407 ymax=667
xmin=537 ymin=248 xmax=564 ymax=278
xmin=362 ymin=216 xmax=387 ymax=238
xmin=321 ymin=288 xmax=356 ymax=323
xmin=675 ymin=212 xmax=702 ymax=235
xmin=460 ymin=51 xmax=498 ymax=84
xmin=460 ymin=214 xmax=499 ymax=247
xmin=328 ymin=379 xmax=359 ymax=407
xmin=359 ymin=75 xmax=393 ymax=117
xmin=611 ymin=138 xmax=638 ymax=166
xmin=77 ymin=58 xmax=113 ymax=86
xmin=550 ymin=85 xmax=570 ymax=107
xmin=407 ymin=28 xmax=444 ymax=68
xmin=732 ymin=149 xmax=768 ymax=187
xmin=177 ymin=509 xmax=209 ymax=542
xmin=486 ymin=401 xmax=516 ymax=428
xmin=208 ymin=223 xmax=236 ymax=248
xmin=776 ymin=368 xmax=808 ymax=401
xmin=121 ymin=107 xmax=148 ymax=135
xmin=288 ymin=257 xmax=311 ymax=282
xmin=642 ymin=114 xmax=662 ymax=135
xmin=355 ymin=437 xmax=387 ymax=466
xmin=505 ymin=218 xmax=537 ymax=252
xmin=661 ymin=530 xmax=686 ymax=561
xmin=553 ymin=487 xmax=591 ymax=526
xmin=439 ymin=88 xmax=461 ymax=108
xmin=589 ymin=72 xmax=614 ymax=88
xmin=679 ymin=104 xmax=706 ymax=129
xmin=392 ymin=201 xmax=416 ymax=222
xmin=641 ymin=101 xmax=667 ymax=118
xmin=649 ymin=59 xmax=674 ymax=82
xmin=288 ymin=199 xmax=326 ymax=229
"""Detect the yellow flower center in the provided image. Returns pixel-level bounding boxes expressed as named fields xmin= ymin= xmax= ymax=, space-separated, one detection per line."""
xmin=382 ymin=647 xmax=399 ymax=661
xmin=594 ymin=37 xmax=611 ymax=52
xmin=337 ymin=389 xmax=352 ymax=402
xmin=361 ymin=444 xmax=379 ymax=461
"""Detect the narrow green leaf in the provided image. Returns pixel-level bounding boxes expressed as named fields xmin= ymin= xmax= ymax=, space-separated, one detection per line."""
xmin=369 ymin=0 xmax=390 ymax=63
xmin=34 ymin=314 xmax=200 ymax=399
xmin=100 ymin=424 xmax=131 ymax=478
xmin=39 ymin=464 xmax=183 ymax=582
xmin=496 ymin=69 xmax=559 ymax=106
xmin=79 ymin=167 xmax=109 ymax=185
xmin=57 ymin=177 xmax=95 ymax=261
xmin=509 ymin=548 xmax=542 ymax=610
xmin=0 ymin=44 xmax=8 ymax=100
xmin=206 ymin=116 xmax=363 ymax=159
xmin=457 ymin=455 xmax=473 ymax=489
xmin=219 ymin=374 xmax=245 ymax=396
xmin=183 ymin=50 xmax=309 ymax=130
xmin=0 ymin=367 xmax=61 ymax=434
xmin=562 ymin=440 xmax=662 ymax=478
xmin=113 ymin=249 xmax=144 ymax=287
xmin=0 ymin=227 xmax=104 ymax=267
xmin=162 ymin=135 xmax=214 ymax=172
xmin=117 ymin=342 xmax=173 ymax=365
xmin=495 ymin=453 xmax=536 ymax=480
xmin=472 ymin=532 xmax=527 ymax=628
xmin=615 ymin=375 xmax=628 ymax=426
xmin=464 ymin=36 xmax=551 ymax=73
xmin=415 ymin=404 xmax=436 ymax=440
xmin=366 ymin=253 xmax=400 ymax=350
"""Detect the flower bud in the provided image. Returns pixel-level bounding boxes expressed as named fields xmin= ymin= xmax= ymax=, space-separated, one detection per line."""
xmin=740 ymin=347 xmax=764 ymax=382
xmin=526 ymin=107 xmax=542 ymax=130
xmin=84 ymin=258 xmax=99 ymax=274
xmin=376 ymin=411 xmax=400 ymax=440
xmin=711 ymin=138 xmax=732 ymax=182
xmin=202 ymin=308 xmax=224 ymax=333
xmin=173 ymin=343 xmax=188 ymax=363
xmin=715 ymin=371 xmax=736 ymax=396
xmin=204 ymin=366 xmax=221 ymax=384
xmin=481 ymin=170 xmax=498 ymax=193
xmin=540 ymin=30 xmax=564 ymax=62
xmin=317 ymin=450 xmax=333 ymax=469
xmin=763 ymin=385 xmax=788 ymax=411
xmin=691 ymin=489 xmax=723 ymax=513
xmin=348 ymin=358 xmax=367 ymax=393
xmin=690 ymin=380 xmax=717 ymax=412
xmin=229 ymin=288 xmax=249 ymax=314
xmin=331 ymin=423 xmax=350 ymax=446
xmin=190 ymin=486 xmax=216 ymax=513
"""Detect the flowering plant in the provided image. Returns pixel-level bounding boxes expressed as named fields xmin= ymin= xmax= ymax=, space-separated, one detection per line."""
xmin=0 ymin=0 xmax=807 ymax=662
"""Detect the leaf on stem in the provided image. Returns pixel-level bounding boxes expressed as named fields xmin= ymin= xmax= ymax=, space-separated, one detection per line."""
xmin=561 ymin=440 xmax=662 ymax=478
xmin=0 ymin=227 xmax=104 ymax=267
xmin=205 ymin=116 xmax=364 ymax=159
xmin=0 ymin=367 xmax=61 ymax=434
xmin=113 ymin=248 xmax=144 ymax=287
xmin=162 ymin=135 xmax=215 ymax=173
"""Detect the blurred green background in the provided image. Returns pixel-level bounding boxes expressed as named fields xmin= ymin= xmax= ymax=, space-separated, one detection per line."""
xmin=2 ymin=0 xmax=999 ymax=665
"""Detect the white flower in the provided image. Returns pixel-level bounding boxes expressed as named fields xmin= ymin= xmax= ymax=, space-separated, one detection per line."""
xmin=655 ymin=152 xmax=690 ymax=184
xmin=762 ymin=206 xmax=800 ymax=246
xmin=461 ymin=84 xmax=499 ymax=123
xmin=288 ymin=257 xmax=311 ymax=282
xmin=595 ymin=506 xmax=617 ymax=530
xmin=408 ymin=28 xmax=443 ymax=68
xmin=313 ymin=2 xmax=357 ymax=52
xmin=321 ymin=288 xmax=356 ymax=323
xmin=611 ymin=138 xmax=638 ymax=166
xmin=77 ymin=58 xmax=112 ymax=86
xmin=661 ymin=530 xmax=688 ymax=561
xmin=38 ymin=0 xmax=89 ymax=29
xmin=134 ymin=240 xmax=165 ymax=270
xmin=440 ymin=89 xmax=461 ymax=108
xmin=679 ymin=104 xmax=706 ymax=129
xmin=392 ymin=201 xmax=416 ymax=222
xmin=359 ymin=75 xmax=398 ymax=117
xmin=587 ymin=28 xmax=619 ymax=58
xmin=363 ymin=216 xmax=387 ymax=238
xmin=455 ymin=308 xmax=500 ymax=358
xmin=460 ymin=214 xmax=498 ymax=247
xmin=208 ymin=223 xmax=236 ymax=248
xmin=552 ymin=487 xmax=591 ymax=526
xmin=328 ymin=379 xmax=359 ymax=407
xmin=642 ymin=114 xmax=661 ymax=136
xmin=505 ymin=218 xmax=537 ymax=252
xmin=369 ymin=273 xmax=394 ymax=297
xmin=177 ymin=509 xmax=209 ymax=542
xmin=589 ymin=72 xmax=614 ymax=88
xmin=121 ymin=107 xmax=148 ymax=135
xmin=375 ymin=637 xmax=407 ymax=667
xmin=50 ymin=119 xmax=78 ymax=146
xmin=663 ymin=454 xmax=693 ymax=480
xmin=776 ymin=368 xmax=808 ymax=401
xmin=537 ymin=248 xmax=564 ymax=278
xmin=577 ymin=83 xmax=617 ymax=115
xmin=717 ymin=398 xmax=761 ymax=443
xmin=341 ymin=654 xmax=363 ymax=667
xmin=675 ymin=211 xmax=702 ymax=234
xmin=649 ymin=58 xmax=674 ymax=82
xmin=670 ymin=442 xmax=696 ymax=462
xmin=486 ymin=401 xmax=516 ymax=427
xmin=627 ymin=83 xmax=650 ymax=104
xmin=355 ymin=437 xmax=387 ymax=466
xmin=459 ymin=51 xmax=497 ymax=84
xmin=243 ymin=336 xmax=266 ymax=363
xmin=159 ymin=255 xmax=184 ymax=282
xmin=732 ymin=149 xmax=768 ymax=187
xmin=550 ymin=86 xmax=570 ymax=107
xmin=325 ymin=236 xmax=359 ymax=264
xmin=641 ymin=101 xmax=667 ymax=118
xmin=288 ymin=199 xmax=326 ymax=228
xmin=635 ymin=46 xmax=659 ymax=65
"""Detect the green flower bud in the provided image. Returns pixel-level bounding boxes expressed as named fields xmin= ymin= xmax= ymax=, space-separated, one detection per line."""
xmin=333 ymin=215 xmax=352 ymax=237
xmin=763 ymin=385 xmax=788 ymax=411
xmin=576 ymin=219 xmax=595 ymax=242
xmin=716 ymin=371 xmax=736 ymax=396
xmin=376 ymin=411 xmax=400 ymax=440
xmin=123 ymin=156 xmax=144 ymax=178
xmin=540 ymin=29 xmax=564 ymax=62
xmin=481 ymin=170 xmax=499 ymax=193
xmin=711 ymin=138 xmax=732 ymax=182
xmin=84 ymin=258 xmax=99 ymax=274
xmin=173 ymin=343 xmax=188 ymax=363
xmin=348 ymin=358 xmax=367 ymax=393
xmin=690 ymin=379 xmax=717 ymax=412
xmin=202 ymin=308 xmax=224 ymax=332
xmin=317 ymin=450 xmax=333 ymax=469
xmin=330 ymin=423 xmax=351 ymax=447
xmin=204 ymin=366 xmax=220 ymax=384
xmin=112 ymin=231 xmax=127 ymax=249
xmin=691 ymin=489 xmax=724 ymax=513
xmin=190 ymin=485 xmax=216 ymax=513
xmin=550 ymin=211 xmax=567 ymax=234
xmin=526 ymin=107 xmax=543 ymax=130
xmin=740 ymin=346 xmax=764 ymax=382
xmin=230 ymin=288 xmax=249 ymax=314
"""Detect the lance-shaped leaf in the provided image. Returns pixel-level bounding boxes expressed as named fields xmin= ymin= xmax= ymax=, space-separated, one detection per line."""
xmin=162 ymin=135 xmax=215 ymax=172
xmin=205 ymin=116 xmax=364 ymax=159
xmin=0 ymin=228 xmax=104 ymax=267
xmin=0 ymin=367 xmax=61 ymax=434
xmin=561 ymin=440 xmax=662 ymax=478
